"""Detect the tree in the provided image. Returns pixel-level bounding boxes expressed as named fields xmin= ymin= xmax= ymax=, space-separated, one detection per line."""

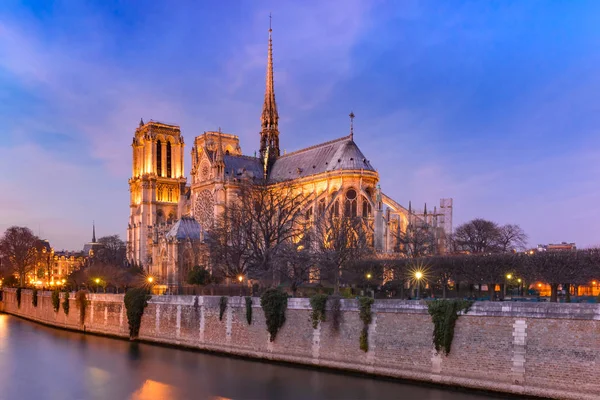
xmin=497 ymin=224 xmax=528 ymax=252
xmin=311 ymin=208 xmax=372 ymax=293
xmin=208 ymin=179 xmax=309 ymax=284
xmin=0 ymin=226 xmax=41 ymax=286
xmin=95 ymin=235 xmax=126 ymax=266
xmin=452 ymin=219 xmax=501 ymax=253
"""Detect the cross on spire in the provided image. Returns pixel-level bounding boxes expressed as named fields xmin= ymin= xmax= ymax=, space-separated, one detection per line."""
xmin=349 ymin=111 xmax=355 ymax=139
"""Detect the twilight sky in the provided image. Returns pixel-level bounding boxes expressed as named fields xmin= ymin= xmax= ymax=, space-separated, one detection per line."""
xmin=1 ymin=0 xmax=599 ymax=251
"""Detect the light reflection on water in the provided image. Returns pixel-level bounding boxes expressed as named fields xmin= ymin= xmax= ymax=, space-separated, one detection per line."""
xmin=0 ymin=315 xmax=508 ymax=400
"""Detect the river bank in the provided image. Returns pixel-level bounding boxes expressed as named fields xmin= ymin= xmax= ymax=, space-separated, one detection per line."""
xmin=1 ymin=288 xmax=598 ymax=399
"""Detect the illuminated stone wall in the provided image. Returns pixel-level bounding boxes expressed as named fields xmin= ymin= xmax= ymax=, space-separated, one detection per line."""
xmin=2 ymin=289 xmax=599 ymax=400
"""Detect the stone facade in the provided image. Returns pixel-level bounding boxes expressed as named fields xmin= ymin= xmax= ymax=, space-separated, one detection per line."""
xmin=2 ymin=289 xmax=599 ymax=400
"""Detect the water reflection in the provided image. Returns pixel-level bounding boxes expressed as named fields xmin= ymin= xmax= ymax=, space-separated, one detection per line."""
xmin=0 ymin=315 xmax=508 ymax=400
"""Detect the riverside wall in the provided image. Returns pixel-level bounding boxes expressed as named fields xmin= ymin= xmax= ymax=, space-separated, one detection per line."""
xmin=1 ymin=288 xmax=599 ymax=399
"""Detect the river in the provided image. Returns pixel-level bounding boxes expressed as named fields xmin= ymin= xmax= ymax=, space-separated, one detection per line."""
xmin=0 ymin=314 xmax=507 ymax=400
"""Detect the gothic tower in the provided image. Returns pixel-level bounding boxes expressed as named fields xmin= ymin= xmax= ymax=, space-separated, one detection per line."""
xmin=259 ymin=18 xmax=280 ymax=175
xmin=127 ymin=119 xmax=187 ymax=269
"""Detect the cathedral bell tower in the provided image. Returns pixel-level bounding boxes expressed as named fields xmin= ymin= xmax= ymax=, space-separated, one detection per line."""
xmin=259 ymin=17 xmax=280 ymax=177
xmin=127 ymin=119 xmax=186 ymax=269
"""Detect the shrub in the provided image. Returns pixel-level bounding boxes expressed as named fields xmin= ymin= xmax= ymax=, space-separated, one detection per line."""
xmin=124 ymin=287 xmax=151 ymax=339
xmin=62 ymin=291 xmax=70 ymax=315
xmin=187 ymin=266 xmax=211 ymax=285
xmin=358 ymin=296 xmax=374 ymax=352
xmin=32 ymin=288 xmax=38 ymax=307
xmin=75 ymin=290 xmax=88 ymax=325
xmin=427 ymin=299 xmax=473 ymax=355
xmin=219 ymin=296 xmax=228 ymax=321
xmin=16 ymin=287 xmax=21 ymax=308
xmin=245 ymin=296 xmax=253 ymax=325
xmin=309 ymin=293 xmax=328 ymax=329
xmin=260 ymin=288 xmax=288 ymax=342
xmin=51 ymin=290 xmax=60 ymax=312
xmin=330 ymin=295 xmax=342 ymax=332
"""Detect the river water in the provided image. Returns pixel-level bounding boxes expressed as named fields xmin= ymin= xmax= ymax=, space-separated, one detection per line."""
xmin=0 ymin=314 xmax=505 ymax=400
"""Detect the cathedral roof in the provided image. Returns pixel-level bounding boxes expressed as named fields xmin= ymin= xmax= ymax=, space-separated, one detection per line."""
xmin=223 ymin=155 xmax=263 ymax=179
xmin=166 ymin=216 xmax=202 ymax=241
xmin=268 ymin=135 xmax=375 ymax=182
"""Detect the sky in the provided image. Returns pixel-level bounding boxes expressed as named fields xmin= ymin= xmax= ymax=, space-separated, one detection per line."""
xmin=1 ymin=0 xmax=600 ymax=251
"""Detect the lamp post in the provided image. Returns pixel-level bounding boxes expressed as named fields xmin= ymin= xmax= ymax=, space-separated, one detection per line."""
xmin=505 ymin=274 xmax=512 ymax=298
xmin=366 ymin=273 xmax=372 ymax=298
xmin=238 ymin=275 xmax=243 ymax=296
xmin=517 ymin=278 xmax=522 ymax=296
xmin=94 ymin=278 xmax=100 ymax=293
xmin=415 ymin=271 xmax=423 ymax=300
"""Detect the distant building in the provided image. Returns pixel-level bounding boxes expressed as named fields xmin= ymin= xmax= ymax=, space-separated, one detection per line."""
xmin=82 ymin=223 xmax=104 ymax=257
xmin=536 ymin=242 xmax=576 ymax=252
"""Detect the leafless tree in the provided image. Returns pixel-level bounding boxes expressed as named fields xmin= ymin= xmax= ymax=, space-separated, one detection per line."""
xmin=95 ymin=235 xmax=127 ymax=266
xmin=393 ymin=222 xmax=436 ymax=258
xmin=497 ymin=224 xmax=528 ymax=252
xmin=0 ymin=226 xmax=41 ymax=286
xmin=452 ymin=219 xmax=502 ymax=253
xmin=207 ymin=179 xmax=310 ymax=285
xmin=311 ymin=208 xmax=373 ymax=293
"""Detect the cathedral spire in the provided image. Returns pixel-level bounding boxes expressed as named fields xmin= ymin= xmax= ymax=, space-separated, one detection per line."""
xmin=215 ymin=128 xmax=225 ymax=180
xmin=92 ymin=221 xmax=96 ymax=243
xmin=349 ymin=111 xmax=355 ymax=140
xmin=260 ymin=13 xmax=280 ymax=164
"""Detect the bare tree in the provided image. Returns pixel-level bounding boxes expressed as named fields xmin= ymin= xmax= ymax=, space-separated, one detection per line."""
xmin=452 ymin=219 xmax=501 ymax=253
xmin=311 ymin=208 xmax=373 ymax=293
xmin=95 ymin=235 xmax=127 ymax=266
xmin=0 ymin=226 xmax=41 ymax=286
xmin=207 ymin=179 xmax=310 ymax=285
xmin=497 ymin=224 xmax=528 ymax=252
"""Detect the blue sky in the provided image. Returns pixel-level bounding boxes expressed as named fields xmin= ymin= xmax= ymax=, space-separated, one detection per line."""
xmin=1 ymin=0 xmax=599 ymax=250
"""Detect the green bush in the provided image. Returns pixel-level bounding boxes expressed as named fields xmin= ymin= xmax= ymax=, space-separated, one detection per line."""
xmin=427 ymin=299 xmax=473 ymax=355
xmin=16 ymin=287 xmax=21 ymax=308
xmin=51 ymin=290 xmax=60 ymax=312
xmin=32 ymin=288 xmax=38 ymax=307
xmin=62 ymin=291 xmax=70 ymax=315
xmin=219 ymin=296 xmax=228 ymax=321
xmin=245 ymin=296 xmax=253 ymax=325
xmin=187 ymin=266 xmax=211 ymax=285
xmin=124 ymin=287 xmax=151 ymax=339
xmin=309 ymin=294 xmax=328 ymax=329
xmin=75 ymin=290 xmax=88 ymax=325
xmin=260 ymin=288 xmax=288 ymax=342
xmin=358 ymin=296 xmax=374 ymax=352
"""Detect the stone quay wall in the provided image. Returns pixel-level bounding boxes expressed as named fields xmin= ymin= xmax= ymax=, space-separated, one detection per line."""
xmin=1 ymin=288 xmax=599 ymax=399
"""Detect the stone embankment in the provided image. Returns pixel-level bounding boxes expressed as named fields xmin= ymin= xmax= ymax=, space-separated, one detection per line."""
xmin=1 ymin=289 xmax=599 ymax=399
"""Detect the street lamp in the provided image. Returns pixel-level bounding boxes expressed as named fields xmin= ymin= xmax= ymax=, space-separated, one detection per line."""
xmin=505 ymin=274 xmax=512 ymax=298
xmin=94 ymin=278 xmax=100 ymax=293
xmin=147 ymin=276 xmax=154 ymax=283
xmin=517 ymin=278 xmax=522 ymax=296
xmin=415 ymin=271 xmax=423 ymax=300
xmin=365 ymin=273 xmax=372 ymax=298
xmin=237 ymin=275 xmax=244 ymax=296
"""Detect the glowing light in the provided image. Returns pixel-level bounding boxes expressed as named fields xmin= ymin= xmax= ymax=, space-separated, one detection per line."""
xmin=506 ymin=274 xmax=512 ymax=280
xmin=537 ymin=283 xmax=542 ymax=288
xmin=147 ymin=277 xmax=154 ymax=283
xmin=62 ymin=279 xmax=66 ymax=284
xmin=237 ymin=275 xmax=243 ymax=283
xmin=36 ymin=280 xmax=42 ymax=285
xmin=415 ymin=271 xmax=423 ymax=280
xmin=366 ymin=273 xmax=372 ymax=279
xmin=95 ymin=278 xmax=100 ymax=284
xmin=593 ymin=281 xmax=597 ymax=285
xmin=517 ymin=278 xmax=522 ymax=283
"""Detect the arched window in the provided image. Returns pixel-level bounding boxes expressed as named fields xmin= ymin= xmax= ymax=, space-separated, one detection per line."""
xmin=318 ymin=199 xmax=326 ymax=215
xmin=345 ymin=189 xmax=357 ymax=217
xmin=156 ymin=140 xmax=162 ymax=176
xmin=333 ymin=200 xmax=339 ymax=217
xmin=362 ymin=198 xmax=372 ymax=218
xmin=166 ymin=141 xmax=172 ymax=178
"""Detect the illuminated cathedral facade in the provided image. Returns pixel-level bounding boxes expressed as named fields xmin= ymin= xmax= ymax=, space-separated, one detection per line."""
xmin=127 ymin=26 xmax=453 ymax=285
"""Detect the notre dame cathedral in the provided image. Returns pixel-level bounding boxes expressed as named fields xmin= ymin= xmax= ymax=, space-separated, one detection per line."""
xmin=127 ymin=25 xmax=453 ymax=286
